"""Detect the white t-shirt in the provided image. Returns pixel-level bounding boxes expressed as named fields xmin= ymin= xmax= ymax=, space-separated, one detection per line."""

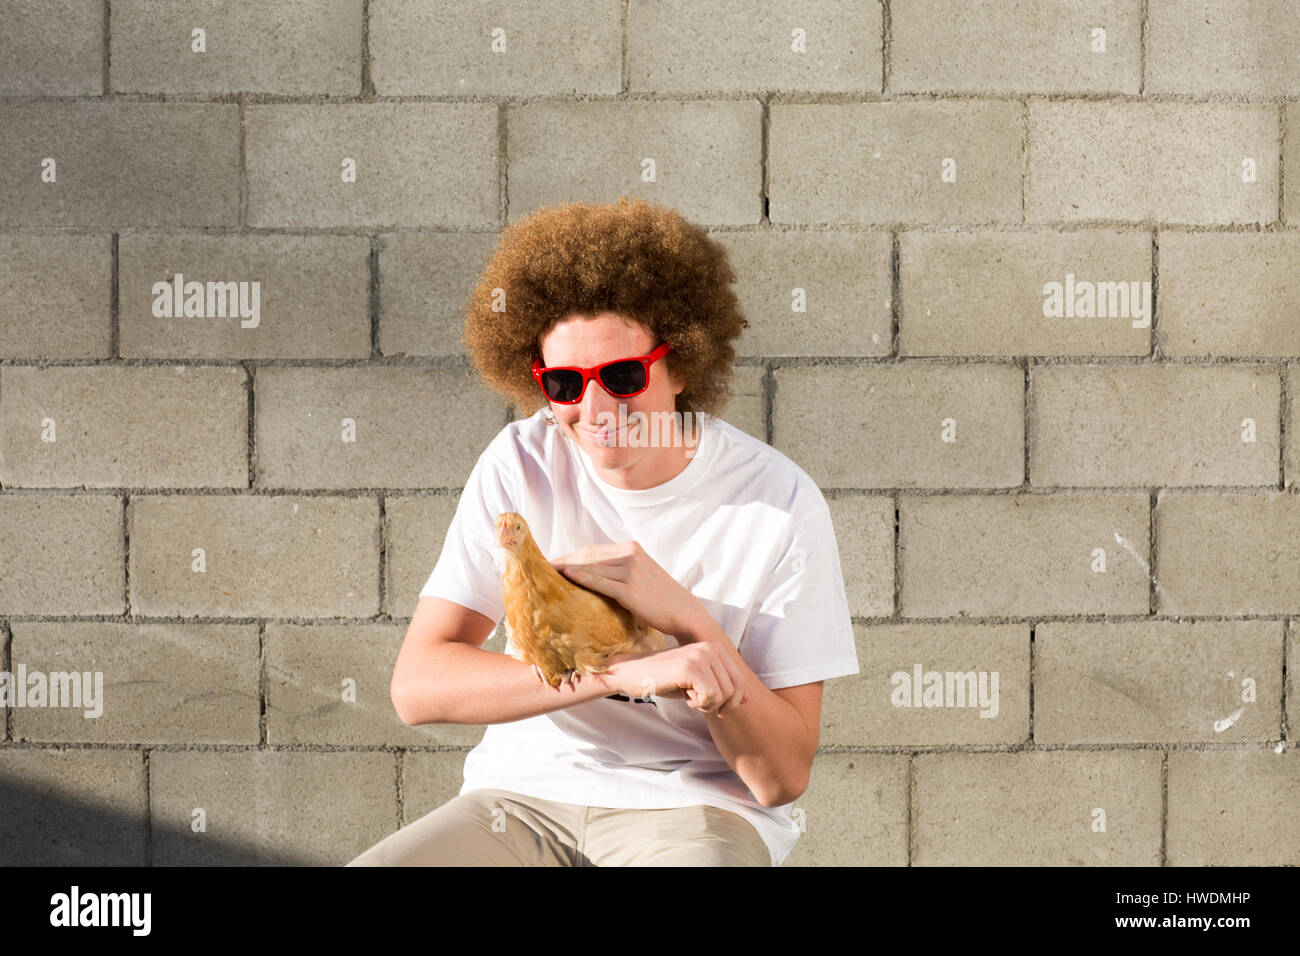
xmin=418 ymin=407 xmax=860 ymax=866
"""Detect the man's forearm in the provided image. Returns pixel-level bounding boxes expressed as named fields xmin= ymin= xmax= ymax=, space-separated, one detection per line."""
xmin=679 ymin=614 xmax=814 ymax=808
xmin=393 ymin=642 xmax=614 ymax=726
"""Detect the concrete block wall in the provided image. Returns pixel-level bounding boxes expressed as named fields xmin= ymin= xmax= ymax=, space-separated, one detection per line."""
xmin=1 ymin=0 xmax=1297 ymax=866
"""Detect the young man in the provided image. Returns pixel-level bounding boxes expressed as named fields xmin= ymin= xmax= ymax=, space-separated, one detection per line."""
xmin=347 ymin=198 xmax=859 ymax=867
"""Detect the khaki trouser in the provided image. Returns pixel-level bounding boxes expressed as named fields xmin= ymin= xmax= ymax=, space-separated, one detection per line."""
xmin=346 ymin=787 xmax=772 ymax=867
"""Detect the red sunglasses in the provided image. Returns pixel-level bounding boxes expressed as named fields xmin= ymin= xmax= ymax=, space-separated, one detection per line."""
xmin=532 ymin=342 xmax=673 ymax=404
xmin=527 ymin=343 xmax=670 ymax=403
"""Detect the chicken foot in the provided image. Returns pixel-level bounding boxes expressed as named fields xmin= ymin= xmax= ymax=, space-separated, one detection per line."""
xmin=532 ymin=661 xmax=584 ymax=691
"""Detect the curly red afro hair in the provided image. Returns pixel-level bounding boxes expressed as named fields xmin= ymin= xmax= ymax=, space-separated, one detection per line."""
xmin=462 ymin=196 xmax=749 ymax=420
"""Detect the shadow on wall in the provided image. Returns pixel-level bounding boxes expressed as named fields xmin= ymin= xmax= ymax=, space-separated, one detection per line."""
xmin=0 ymin=772 xmax=319 ymax=866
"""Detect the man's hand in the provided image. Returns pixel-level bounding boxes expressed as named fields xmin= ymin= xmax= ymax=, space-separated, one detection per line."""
xmin=548 ymin=540 xmax=711 ymax=642
xmin=596 ymin=645 xmax=749 ymax=718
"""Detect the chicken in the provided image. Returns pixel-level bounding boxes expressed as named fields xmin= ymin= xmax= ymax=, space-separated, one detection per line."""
xmin=495 ymin=512 xmax=672 ymax=690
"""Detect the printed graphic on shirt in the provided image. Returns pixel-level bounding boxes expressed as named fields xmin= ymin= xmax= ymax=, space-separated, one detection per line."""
xmin=605 ymin=693 xmax=657 ymax=705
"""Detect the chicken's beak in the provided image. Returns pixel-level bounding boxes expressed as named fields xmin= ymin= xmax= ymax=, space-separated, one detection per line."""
xmin=495 ymin=514 xmax=515 ymax=550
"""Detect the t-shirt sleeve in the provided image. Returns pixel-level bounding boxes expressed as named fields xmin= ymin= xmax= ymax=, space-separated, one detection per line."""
xmin=739 ymin=494 xmax=860 ymax=690
xmin=417 ymin=439 xmax=516 ymax=624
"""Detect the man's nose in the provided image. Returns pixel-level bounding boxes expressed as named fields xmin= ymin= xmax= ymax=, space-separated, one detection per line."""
xmin=582 ymin=379 xmax=620 ymax=416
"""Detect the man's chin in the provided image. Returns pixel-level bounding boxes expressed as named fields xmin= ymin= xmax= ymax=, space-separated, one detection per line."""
xmin=586 ymin=439 xmax=630 ymax=457
xmin=581 ymin=432 xmax=636 ymax=464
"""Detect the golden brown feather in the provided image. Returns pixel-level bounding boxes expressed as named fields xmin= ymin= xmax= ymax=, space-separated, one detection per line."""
xmin=495 ymin=512 xmax=670 ymax=689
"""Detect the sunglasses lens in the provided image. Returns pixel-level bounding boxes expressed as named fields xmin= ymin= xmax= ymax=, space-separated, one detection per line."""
xmin=599 ymin=360 xmax=647 ymax=396
xmin=540 ymin=369 xmax=584 ymax=402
